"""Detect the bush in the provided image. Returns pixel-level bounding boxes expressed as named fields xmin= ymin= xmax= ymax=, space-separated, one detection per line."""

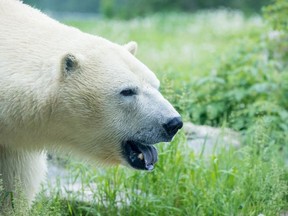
xmin=263 ymin=0 xmax=288 ymax=32
xmin=263 ymin=0 xmax=288 ymax=63
xmin=100 ymin=0 xmax=270 ymax=19
xmin=172 ymin=0 xmax=288 ymax=143
xmin=187 ymin=37 xmax=287 ymax=129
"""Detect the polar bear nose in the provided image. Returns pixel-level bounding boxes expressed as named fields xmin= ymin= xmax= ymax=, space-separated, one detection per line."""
xmin=163 ymin=117 xmax=183 ymax=137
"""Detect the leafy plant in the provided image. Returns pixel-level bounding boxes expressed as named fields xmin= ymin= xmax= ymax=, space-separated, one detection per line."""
xmin=170 ymin=0 xmax=288 ymax=144
xmin=263 ymin=0 xmax=288 ymax=64
xmin=187 ymin=38 xmax=287 ymax=131
xmin=263 ymin=0 xmax=288 ymax=32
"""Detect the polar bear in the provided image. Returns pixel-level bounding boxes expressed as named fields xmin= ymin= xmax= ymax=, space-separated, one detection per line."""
xmin=0 ymin=0 xmax=183 ymax=210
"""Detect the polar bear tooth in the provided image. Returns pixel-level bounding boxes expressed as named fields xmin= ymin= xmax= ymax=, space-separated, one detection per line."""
xmin=138 ymin=153 xmax=144 ymax=160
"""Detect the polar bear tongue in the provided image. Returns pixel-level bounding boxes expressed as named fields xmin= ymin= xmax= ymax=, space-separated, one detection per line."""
xmin=124 ymin=141 xmax=158 ymax=171
xmin=136 ymin=144 xmax=158 ymax=171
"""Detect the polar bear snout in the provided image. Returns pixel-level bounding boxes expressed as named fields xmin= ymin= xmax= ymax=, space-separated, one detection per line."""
xmin=163 ymin=117 xmax=183 ymax=138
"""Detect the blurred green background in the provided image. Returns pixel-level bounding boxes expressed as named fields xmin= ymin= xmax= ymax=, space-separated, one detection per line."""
xmin=23 ymin=0 xmax=270 ymax=18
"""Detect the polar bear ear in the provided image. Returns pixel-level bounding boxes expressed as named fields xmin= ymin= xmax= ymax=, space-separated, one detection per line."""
xmin=124 ymin=41 xmax=138 ymax=55
xmin=61 ymin=53 xmax=79 ymax=76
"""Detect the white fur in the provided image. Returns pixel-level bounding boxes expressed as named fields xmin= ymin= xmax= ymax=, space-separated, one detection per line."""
xmin=0 ymin=0 xmax=180 ymax=210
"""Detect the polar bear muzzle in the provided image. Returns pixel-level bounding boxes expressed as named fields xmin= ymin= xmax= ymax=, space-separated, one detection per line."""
xmin=122 ymin=117 xmax=183 ymax=171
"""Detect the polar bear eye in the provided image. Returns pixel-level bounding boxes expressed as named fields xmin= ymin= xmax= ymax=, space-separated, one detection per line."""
xmin=120 ymin=88 xmax=137 ymax=96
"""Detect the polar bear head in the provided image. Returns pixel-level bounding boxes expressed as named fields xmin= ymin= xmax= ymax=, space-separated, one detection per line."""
xmin=55 ymin=41 xmax=182 ymax=171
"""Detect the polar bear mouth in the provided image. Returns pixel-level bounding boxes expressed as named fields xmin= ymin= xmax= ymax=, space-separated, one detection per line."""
xmin=122 ymin=141 xmax=158 ymax=171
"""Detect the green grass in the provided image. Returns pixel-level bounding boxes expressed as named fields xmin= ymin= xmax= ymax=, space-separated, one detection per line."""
xmin=29 ymin=126 xmax=287 ymax=215
xmin=6 ymin=10 xmax=288 ymax=215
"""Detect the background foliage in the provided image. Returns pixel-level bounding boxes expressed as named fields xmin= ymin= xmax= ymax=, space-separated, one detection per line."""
xmin=100 ymin=0 xmax=271 ymax=19
xmin=171 ymin=0 xmax=288 ymax=144
xmin=23 ymin=0 xmax=270 ymax=18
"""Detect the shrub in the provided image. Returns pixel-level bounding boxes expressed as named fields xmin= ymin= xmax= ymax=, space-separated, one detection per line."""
xmin=263 ymin=0 xmax=288 ymax=32
xmin=263 ymin=0 xmax=288 ymax=63
xmin=187 ymin=37 xmax=287 ymax=129
xmin=99 ymin=0 xmax=270 ymax=19
xmin=173 ymin=0 xmax=288 ymax=143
